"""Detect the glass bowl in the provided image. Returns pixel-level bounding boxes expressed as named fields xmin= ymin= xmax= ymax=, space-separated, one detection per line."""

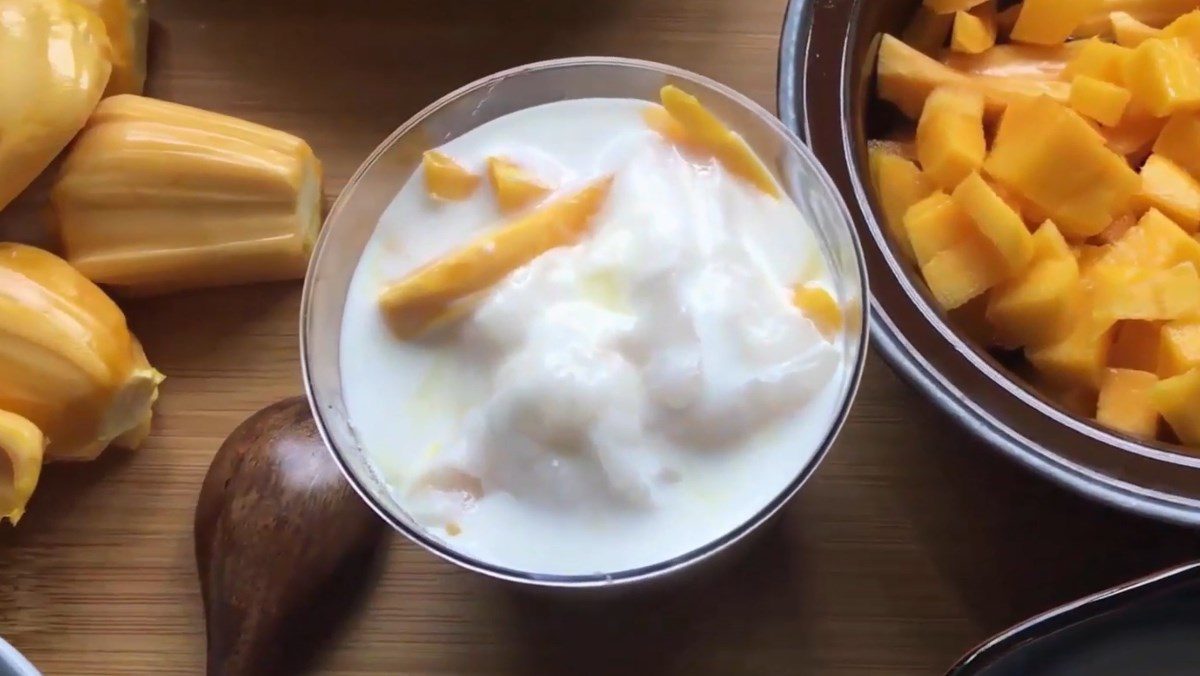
xmin=779 ymin=0 xmax=1200 ymax=524
xmin=301 ymin=56 xmax=869 ymax=588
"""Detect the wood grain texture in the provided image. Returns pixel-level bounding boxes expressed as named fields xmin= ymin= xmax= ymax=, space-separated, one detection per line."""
xmin=1 ymin=0 xmax=1199 ymax=674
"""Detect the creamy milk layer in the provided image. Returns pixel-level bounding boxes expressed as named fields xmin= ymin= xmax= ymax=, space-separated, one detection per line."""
xmin=340 ymin=98 xmax=847 ymax=575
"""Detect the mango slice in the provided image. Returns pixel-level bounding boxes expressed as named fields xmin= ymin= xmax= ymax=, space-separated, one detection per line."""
xmin=1064 ymin=39 xmax=1133 ymax=84
xmin=952 ymin=172 xmax=1034 ymax=273
xmin=904 ymin=191 xmax=975 ymax=266
xmin=1111 ymin=11 xmax=1163 ymax=46
xmin=793 ymin=285 xmax=843 ymax=339
xmin=1097 ymin=368 xmax=1160 ymax=438
xmin=643 ymin=104 xmax=692 ymax=147
xmin=1139 ymin=154 xmax=1200 ymax=230
xmin=918 ymin=87 xmax=987 ymax=189
xmin=379 ymin=177 xmax=613 ymax=337
xmin=1101 ymin=208 xmax=1200 ymax=269
xmin=1012 ymin=0 xmax=1104 ymax=45
xmin=423 ymin=150 xmax=480 ymax=201
xmin=1076 ymin=1 xmax=1200 ymax=37
xmin=869 ymin=148 xmax=934 ymax=260
xmin=1153 ymin=111 xmax=1200 ymax=180
xmin=952 ymin=8 xmax=998 ymax=54
xmin=1027 ymin=311 xmax=1116 ymax=391
xmin=987 ymin=256 xmax=1081 ymax=348
xmin=943 ymin=43 xmax=1083 ymax=80
xmin=0 ymin=410 xmax=44 ymax=525
xmin=877 ymin=35 xmax=1070 ymax=119
xmin=1070 ymin=76 xmax=1133 ymax=126
xmin=658 ymin=85 xmax=781 ymax=198
xmin=1159 ymin=320 xmax=1200 ymax=376
xmin=1090 ymin=262 xmax=1200 ymax=321
xmin=1124 ymin=38 xmax=1200 ymax=117
xmin=1153 ymin=367 xmax=1200 ymax=444
xmin=487 ymin=157 xmax=552 ymax=214
xmin=921 ymin=236 xmax=1007 ymax=310
xmin=984 ymin=96 xmax=1139 ymax=239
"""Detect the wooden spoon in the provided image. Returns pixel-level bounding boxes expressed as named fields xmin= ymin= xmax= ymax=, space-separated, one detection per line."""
xmin=195 ymin=397 xmax=385 ymax=676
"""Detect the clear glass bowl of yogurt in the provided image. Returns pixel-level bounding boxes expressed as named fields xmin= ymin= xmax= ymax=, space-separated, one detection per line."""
xmin=301 ymin=57 xmax=868 ymax=587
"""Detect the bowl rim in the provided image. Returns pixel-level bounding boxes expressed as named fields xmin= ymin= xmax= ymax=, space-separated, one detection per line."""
xmin=301 ymin=55 xmax=871 ymax=587
xmin=778 ymin=0 xmax=1200 ymax=526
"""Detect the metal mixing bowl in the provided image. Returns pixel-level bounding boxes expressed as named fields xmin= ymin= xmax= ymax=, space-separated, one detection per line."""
xmin=778 ymin=0 xmax=1200 ymax=524
xmin=302 ymin=57 xmax=869 ymax=588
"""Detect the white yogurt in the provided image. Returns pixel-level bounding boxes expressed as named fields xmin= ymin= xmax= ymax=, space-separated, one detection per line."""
xmin=340 ymin=98 xmax=847 ymax=575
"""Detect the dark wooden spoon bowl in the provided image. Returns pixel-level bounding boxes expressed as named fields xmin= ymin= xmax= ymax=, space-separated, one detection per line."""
xmin=195 ymin=397 xmax=386 ymax=676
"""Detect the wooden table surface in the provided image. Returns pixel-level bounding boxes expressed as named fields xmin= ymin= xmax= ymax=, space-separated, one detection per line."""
xmin=3 ymin=1 xmax=1200 ymax=674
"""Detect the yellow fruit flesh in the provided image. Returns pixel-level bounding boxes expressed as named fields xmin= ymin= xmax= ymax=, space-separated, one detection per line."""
xmin=487 ymin=157 xmax=552 ymax=214
xmin=984 ymin=96 xmax=1139 ymax=239
xmin=379 ymin=177 xmax=614 ymax=337
xmin=52 ymin=95 xmax=325 ymax=296
xmin=0 ymin=0 xmax=112 ymax=212
xmin=658 ymin=85 xmax=781 ymax=198
xmin=952 ymin=172 xmax=1033 ymax=273
xmin=793 ymin=286 xmax=843 ymax=339
xmin=952 ymin=9 xmax=998 ymax=54
xmin=72 ymin=0 xmax=148 ymax=95
xmin=1111 ymin=11 xmax=1163 ymax=46
xmin=917 ymin=87 xmax=987 ymax=189
xmin=1138 ymin=154 xmax=1200 ymax=231
xmin=1088 ymin=262 xmax=1200 ymax=321
xmin=1153 ymin=367 xmax=1200 ymax=444
xmin=1154 ymin=112 xmax=1200 ymax=180
xmin=1124 ymin=38 xmax=1200 ymax=117
xmin=870 ymin=148 xmax=935 ymax=261
xmin=0 ymin=410 xmax=44 ymax=525
xmin=1097 ymin=368 xmax=1160 ymax=438
xmin=424 ymin=150 xmax=480 ymax=201
xmin=0 ymin=243 xmax=162 ymax=462
xmin=1159 ymin=320 xmax=1200 ymax=375
xmin=903 ymin=6 xmax=956 ymax=55
xmin=1012 ymin=0 xmax=1104 ymax=45
xmin=1069 ymin=75 xmax=1133 ymax=126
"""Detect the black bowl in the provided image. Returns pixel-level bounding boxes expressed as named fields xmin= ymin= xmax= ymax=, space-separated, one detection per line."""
xmin=778 ymin=0 xmax=1200 ymax=524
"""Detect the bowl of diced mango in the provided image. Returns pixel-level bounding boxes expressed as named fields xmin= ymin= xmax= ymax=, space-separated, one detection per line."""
xmin=781 ymin=0 xmax=1200 ymax=523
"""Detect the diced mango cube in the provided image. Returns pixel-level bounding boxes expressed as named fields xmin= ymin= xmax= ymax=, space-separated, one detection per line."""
xmin=1111 ymin=12 xmax=1162 ymax=48
xmin=876 ymin=35 xmax=1070 ymax=120
xmin=1027 ymin=310 xmax=1115 ymax=391
xmin=423 ymin=150 xmax=480 ymax=201
xmin=1089 ymin=262 xmax=1200 ymax=322
xmin=1069 ymin=76 xmax=1132 ymax=126
xmin=918 ymin=87 xmax=987 ymax=189
xmin=793 ymin=285 xmax=843 ymax=339
xmin=1109 ymin=320 xmax=1161 ymax=372
xmin=903 ymin=191 xmax=975 ymax=266
xmin=1161 ymin=9 xmax=1200 ymax=52
xmin=920 ymin=235 xmax=1007 ymax=310
xmin=1152 ymin=367 xmax=1200 ymax=445
xmin=985 ymin=96 xmax=1140 ymax=239
xmin=1139 ymin=154 xmax=1200 ymax=231
xmin=659 ymin=85 xmax=781 ymax=198
xmin=1064 ymin=39 xmax=1134 ymax=85
xmin=952 ymin=172 xmax=1033 ymax=273
xmin=1097 ymin=213 xmax=1139 ymax=243
xmin=1159 ymin=320 xmax=1200 ymax=376
xmin=1124 ymin=38 xmax=1200 ymax=118
xmin=870 ymin=148 xmax=935 ymax=261
xmin=1153 ymin=112 xmax=1200 ymax=180
xmin=951 ymin=9 xmax=997 ymax=54
xmin=1100 ymin=113 xmax=1166 ymax=162
xmin=986 ymin=256 xmax=1081 ymax=347
xmin=1097 ymin=368 xmax=1160 ymax=438
xmin=1012 ymin=0 xmax=1103 ymax=45
xmin=487 ymin=157 xmax=552 ymax=214
xmin=1030 ymin=220 xmax=1074 ymax=263
xmin=1101 ymin=208 xmax=1200 ymax=270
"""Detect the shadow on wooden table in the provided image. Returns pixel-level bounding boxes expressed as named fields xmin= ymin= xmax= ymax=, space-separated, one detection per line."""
xmin=897 ymin=403 xmax=1200 ymax=643
xmin=498 ymin=523 xmax=816 ymax=675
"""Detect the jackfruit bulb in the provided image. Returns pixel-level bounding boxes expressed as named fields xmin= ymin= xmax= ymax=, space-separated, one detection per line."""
xmin=0 ymin=243 xmax=163 ymax=463
xmin=0 ymin=410 xmax=45 ymax=525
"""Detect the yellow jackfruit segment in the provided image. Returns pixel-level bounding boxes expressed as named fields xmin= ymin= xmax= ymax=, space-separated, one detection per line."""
xmin=0 ymin=410 xmax=44 ymax=525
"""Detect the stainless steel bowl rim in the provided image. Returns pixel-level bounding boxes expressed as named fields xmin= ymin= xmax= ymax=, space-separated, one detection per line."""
xmin=302 ymin=55 xmax=871 ymax=588
xmin=778 ymin=0 xmax=1200 ymax=526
